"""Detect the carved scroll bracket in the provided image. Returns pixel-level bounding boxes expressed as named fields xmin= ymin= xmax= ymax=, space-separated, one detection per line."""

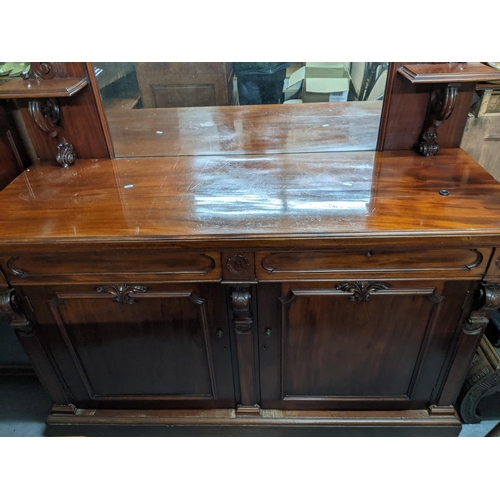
xmin=231 ymin=286 xmax=253 ymax=335
xmin=28 ymin=98 xmax=76 ymax=168
xmin=0 ymin=287 xmax=33 ymax=336
xmin=21 ymin=62 xmax=68 ymax=80
xmin=462 ymin=283 xmax=500 ymax=336
xmin=19 ymin=63 xmax=77 ymax=168
xmin=417 ymin=83 xmax=460 ymax=157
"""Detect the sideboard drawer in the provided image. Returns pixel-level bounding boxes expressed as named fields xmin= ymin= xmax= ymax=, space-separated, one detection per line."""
xmin=3 ymin=250 xmax=221 ymax=283
xmin=256 ymin=247 xmax=491 ymax=280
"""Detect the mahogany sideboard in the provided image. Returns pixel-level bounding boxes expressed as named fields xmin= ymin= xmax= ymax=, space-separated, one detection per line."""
xmin=1 ymin=62 xmax=500 ymax=436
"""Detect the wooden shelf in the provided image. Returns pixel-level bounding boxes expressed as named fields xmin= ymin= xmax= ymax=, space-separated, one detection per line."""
xmin=0 ymin=77 xmax=87 ymax=99
xmin=398 ymin=62 xmax=500 ymax=84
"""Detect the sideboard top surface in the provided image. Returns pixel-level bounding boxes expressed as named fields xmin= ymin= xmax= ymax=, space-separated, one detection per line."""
xmin=1 ymin=149 xmax=500 ymax=248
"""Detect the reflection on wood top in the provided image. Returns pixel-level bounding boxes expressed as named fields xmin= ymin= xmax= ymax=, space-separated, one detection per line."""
xmin=2 ymin=150 xmax=500 ymax=248
xmin=0 ymin=77 xmax=88 ymax=98
xmin=106 ymin=101 xmax=383 ymax=157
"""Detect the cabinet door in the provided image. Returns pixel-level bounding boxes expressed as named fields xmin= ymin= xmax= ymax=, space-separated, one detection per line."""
xmin=258 ymin=280 xmax=472 ymax=410
xmin=23 ymin=283 xmax=235 ymax=409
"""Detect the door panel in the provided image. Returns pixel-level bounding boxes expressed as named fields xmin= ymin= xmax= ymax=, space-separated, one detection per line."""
xmin=258 ymin=281 xmax=469 ymax=410
xmin=24 ymin=283 xmax=235 ymax=409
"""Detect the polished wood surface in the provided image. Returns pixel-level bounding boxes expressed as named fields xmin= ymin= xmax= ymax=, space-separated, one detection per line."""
xmin=399 ymin=62 xmax=500 ymax=84
xmin=105 ymin=101 xmax=383 ymax=157
xmin=2 ymin=149 xmax=500 ymax=247
xmin=0 ymin=77 xmax=87 ymax=99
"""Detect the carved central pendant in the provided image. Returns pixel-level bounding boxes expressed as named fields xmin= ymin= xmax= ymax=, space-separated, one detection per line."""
xmin=335 ymin=281 xmax=390 ymax=301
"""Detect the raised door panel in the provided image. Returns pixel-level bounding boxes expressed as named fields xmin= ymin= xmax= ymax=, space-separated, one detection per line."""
xmin=23 ymin=283 xmax=234 ymax=409
xmin=258 ymin=280 xmax=471 ymax=410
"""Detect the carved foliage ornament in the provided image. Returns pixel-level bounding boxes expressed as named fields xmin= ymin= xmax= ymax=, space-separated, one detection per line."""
xmin=335 ymin=281 xmax=390 ymax=302
xmin=96 ymin=284 xmax=148 ymax=304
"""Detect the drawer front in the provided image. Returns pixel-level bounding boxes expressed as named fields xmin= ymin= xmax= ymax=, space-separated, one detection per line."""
xmin=256 ymin=247 xmax=491 ymax=280
xmin=3 ymin=250 xmax=221 ymax=283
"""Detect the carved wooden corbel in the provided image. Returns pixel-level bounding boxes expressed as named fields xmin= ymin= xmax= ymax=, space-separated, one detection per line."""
xmin=462 ymin=283 xmax=500 ymax=337
xmin=28 ymin=99 xmax=76 ymax=168
xmin=0 ymin=287 xmax=33 ymax=336
xmin=417 ymin=83 xmax=460 ymax=157
xmin=22 ymin=62 xmax=77 ymax=168
xmin=231 ymin=286 xmax=253 ymax=334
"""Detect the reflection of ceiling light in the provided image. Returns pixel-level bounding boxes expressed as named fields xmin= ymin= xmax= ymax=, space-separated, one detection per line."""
xmin=194 ymin=195 xmax=369 ymax=217
xmin=195 ymin=195 xmax=283 ymax=216
xmin=288 ymin=201 xmax=368 ymax=211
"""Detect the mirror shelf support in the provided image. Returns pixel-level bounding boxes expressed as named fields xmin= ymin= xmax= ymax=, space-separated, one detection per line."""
xmin=0 ymin=62 xmax=88 ymax=168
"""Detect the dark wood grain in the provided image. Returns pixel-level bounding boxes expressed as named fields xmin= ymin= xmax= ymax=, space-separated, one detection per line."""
xmin=106 ymin=101 xmax=383 ymax=157
xmin=258 ymin=280 xmax=463 ymax=410
xmin=2 ymin=150 xmax=500 ymax=249
xmin=24 ymin=282 xmax=235 ymax=409
xmin=257 ymin=248 xmax=488 ymax=280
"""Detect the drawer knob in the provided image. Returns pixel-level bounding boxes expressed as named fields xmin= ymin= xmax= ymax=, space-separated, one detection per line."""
xmin=265 ymin=328 xmax=272 ymax=337
xmin=367 ymin=250 xmax=373 ymax=257
xmin=216 ymin=329 xmax=224 ymax=338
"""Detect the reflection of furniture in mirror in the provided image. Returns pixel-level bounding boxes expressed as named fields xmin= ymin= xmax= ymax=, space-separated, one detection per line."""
xmin=349 ymin=62 xmax=366 ymax=100
xmin=461 ymin=82 xmax=500 ymax=181
xmin=136 ymin=62 xmax=234 ymax=108
xmin=3 ymin=62 xmax=500 ymax=437
xmin=93 ymin=62 xmax=141 ymax=110
xmin=366 ymin=69 xmax=388 ymax=100
xmin=0 ymin=104 xmax=31 ymax=190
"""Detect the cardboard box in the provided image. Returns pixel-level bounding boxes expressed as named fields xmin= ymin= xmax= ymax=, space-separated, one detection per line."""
xmin=284 ymin=63 xmax=350 ymax=103
xmin=303 ymin=78 xmax=349 ymax=103
xmin=305 ymin=62 xmax=349 ymax=79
